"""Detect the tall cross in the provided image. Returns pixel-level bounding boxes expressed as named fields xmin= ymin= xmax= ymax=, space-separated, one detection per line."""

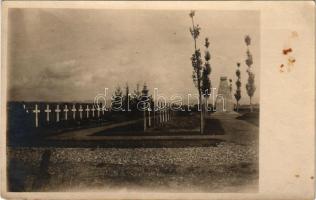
xmin=55 ymin=105 xmax=61 ymax=122
xmin=78 ymin=105 xmax=83 ymax=119
xmin=44 ymin=104 xmax=51 ymax=122
xmin=162 ymin=102 xmax=165 ymax=123
xmin=159 ymin=102 xmax=162 ymax=124
xmin=97 ymin=106 xmax=100 ymax=117
xmin=166 ymin=103 xmax=169 ymax=121
xmin=33 ymin=104 xmax=40 ymax=127
xmin=143 ymin=106 xmax=147 ymax=132
xmin=165 ymin=103 xmax=168 ymax=122
xmin=64 ymin=105 xmax=69 ymax=120
xmin=148 ymin=107 xmax=151 ymax=127
xmin=102 ymin=107 xmax=105 ymax=115
xmin=85 ymin=105 xmax=90 ymax=118
xmin=71 ymin=105 xmax=77 ymax=119
xmin=91 ymin=106 xmax=95 ymax=117
xmin=153 ymin=104 xmax=156 ymax=127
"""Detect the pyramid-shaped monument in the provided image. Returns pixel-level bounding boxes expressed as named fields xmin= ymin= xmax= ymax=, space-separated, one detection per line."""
xmin=216 ymin=76 xmax=234 ymax=112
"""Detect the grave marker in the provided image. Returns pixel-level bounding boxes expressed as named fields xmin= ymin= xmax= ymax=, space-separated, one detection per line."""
xmin=33 ymin=104 xmax=40 ymax=127
xmin=55 ymin=105 xmax=61 ymax=122
xmin=79 ymin=105 xmax=83 ymax=119
xmin=71 ymin=105 xmax=77 ymax=119
xmin=97 ymin=106 xmax=100 ymax=117
xmin=91 ymin=106 xmax=95 ymax=117
xmin=64 ymin=105 xmax=69 ymax=120
xmin=148 ymin=107 xmax=151 ymax=127
xmin=44 ymin=104 xmax=51 ymax=122
xmin=85 ymin=105 xmax=90 ymax=118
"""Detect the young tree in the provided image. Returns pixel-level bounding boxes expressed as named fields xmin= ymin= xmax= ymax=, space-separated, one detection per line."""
xmin=202 ymin=38 xmax=212 ymax=118
xmin=234 ymin=63 xmax=242 ymax=111
xmin=189 ymin=11 xmax=211 ymax=134
xmin=244 ymin=35 xmax=256 ymax=112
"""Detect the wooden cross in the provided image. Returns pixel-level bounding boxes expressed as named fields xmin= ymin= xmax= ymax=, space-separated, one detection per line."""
xmin=64 ymin=105 xmax=69 ymax=120
xmin=78 ymin=105 xmax=83 ymax=119
xmin=159 ymin=102 xmax=162 ymax=124
xmin=55 ymin=105 xmax=61 ymax=122
xmin=71 ymin=105 xmax=77 ymax=119
xmin=143 ymin=107 xmax=147 ymax=132
xmin=91 ymin=106 xmax=95 ymax=117
xmin=161 ymin=103 xmax=165 ymax=122
xmin=97 ymin=106 xmax=100 ymax=117
xmin=148 ymin=107 xmax=151 ymax=127
xmin=167 ymin=103 xmax=169 ymax=121
xmin=85 ymin=105 xmax=90 ymax=118
xmin=44 ymin=104 xmax=51 ymax=122
xmin=153 ymin=104 xmax=156 ymax=127
xmin=165 ymin=103 xmax=168 ymax=122
xmin=33 ymin=104 xmax=40 ymax=127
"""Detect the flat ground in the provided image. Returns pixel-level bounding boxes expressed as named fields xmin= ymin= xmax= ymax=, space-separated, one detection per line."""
xmin=8 ymin=111 xmax=259 ymax=192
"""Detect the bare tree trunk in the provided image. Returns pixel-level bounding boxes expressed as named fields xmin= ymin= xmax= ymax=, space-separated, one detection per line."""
xmin=191 ymin=16 xmax=204 ymax=135
xmin=250 ymin=97 xmax=253 ymax=112
xmin=236 ymin=101 xmax=239 ymax=112
xmin=200 ymin=94 xmax=204 ymax=134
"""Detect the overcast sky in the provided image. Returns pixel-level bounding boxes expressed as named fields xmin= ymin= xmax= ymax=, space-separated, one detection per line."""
xmin=8 ymin=9 xmax=260 ymax=104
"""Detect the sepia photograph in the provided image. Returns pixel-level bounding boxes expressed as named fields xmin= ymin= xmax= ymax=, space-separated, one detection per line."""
xmin=1 ymin=1 xmax=315 ymax=200
xmin=6 ymin=8 xmax=259 ymax=193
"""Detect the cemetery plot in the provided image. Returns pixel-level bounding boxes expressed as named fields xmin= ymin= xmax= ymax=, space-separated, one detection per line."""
xmin=6 ymin=9 xmax=260 ymax=193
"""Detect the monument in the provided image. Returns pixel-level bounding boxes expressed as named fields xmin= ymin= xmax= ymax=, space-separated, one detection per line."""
xmin=216 ymin=76 xmax=234 ymax=112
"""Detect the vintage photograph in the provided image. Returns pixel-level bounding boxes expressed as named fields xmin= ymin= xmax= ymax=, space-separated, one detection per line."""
xmin=6 ymin=8 xmax=260 ymax=193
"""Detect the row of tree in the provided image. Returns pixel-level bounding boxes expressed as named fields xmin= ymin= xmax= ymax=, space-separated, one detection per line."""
xmin=234 ymin=35 xmax=256 ymax=112
xmin=189 ymin=11 xmax=256 ymax=134
xmin=111 ymin=83 xmax=153 ymax=113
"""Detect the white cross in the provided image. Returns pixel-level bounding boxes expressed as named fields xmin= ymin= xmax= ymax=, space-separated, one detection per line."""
xmin=159 ymin=102 xmax=162 ymax=124
xmin=64 ymin=105 xmax=69 ymax=120
xmin=71 ymin=105 xmax=77 ymax=119
xmin=97 ymin=106 xmax=101 ymax=117
xmin=33 ymin=104 xmax=40 ymax=127
xmin=165 ymin=103 xmax=168 ymax=122
xmin=22 ymin=104 xmax=26 ymax=110
xmin=55 ymin=105 xmax=61 ymax=122
xmin=91 ymin=107 xmax=95 ymax=117
xmin=148 ymin=107 xmax=151 ymax=127
xmin=102 ymin=107 xmax=105 ymax=115
xmin=85 ymin=105 xmax=90 ymax=118
xmin=78 ymin=105 xmax=83 ymax=119
xmin=44 ymin=104 xmax=51 ymax=122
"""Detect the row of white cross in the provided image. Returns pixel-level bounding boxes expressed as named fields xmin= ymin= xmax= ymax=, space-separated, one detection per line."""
xmin=31 ymin=104 xmax=106 ymax=127
xmin=144 ymin=103 xmax=173 ymax=131
xmin=29 ymin=102 xmax=173 ymax=128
